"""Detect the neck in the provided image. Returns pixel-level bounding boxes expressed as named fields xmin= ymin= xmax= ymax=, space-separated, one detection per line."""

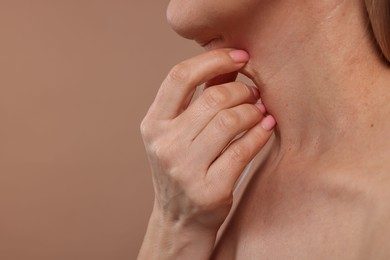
xmin=240 ymin=0 xmax=390 ymax=158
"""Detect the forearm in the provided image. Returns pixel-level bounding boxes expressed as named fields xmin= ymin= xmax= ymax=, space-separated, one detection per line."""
xmin=138 ymin=207 xmax=217 ymax=260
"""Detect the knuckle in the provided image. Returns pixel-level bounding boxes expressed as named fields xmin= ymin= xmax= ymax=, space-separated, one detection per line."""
xmin=167 ymin=63 xmax=190 ymax=84
xmin=140 ymin=118 xmax=154 ymax=141
xmin=216 ymin=110 xmax=241 ymax=130
xmin=202 ymin=87 xmax=230 ymax=108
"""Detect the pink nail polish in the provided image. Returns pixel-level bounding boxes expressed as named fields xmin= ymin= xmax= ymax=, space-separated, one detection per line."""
xmin=260 ymin=115 xmax=276 ymax=131
xmin=229 ymin=50 xmax=249 ymax=63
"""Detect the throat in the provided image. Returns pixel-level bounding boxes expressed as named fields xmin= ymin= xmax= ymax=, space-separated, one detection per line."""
xmin=244 ymin=51 xmax=390 ymax=159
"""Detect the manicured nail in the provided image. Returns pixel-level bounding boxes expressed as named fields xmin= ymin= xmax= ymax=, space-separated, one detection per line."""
xmin=260 ymin=115 xmax=276 ymax=131
xmin=255 ymin=103 xmax=266 ymax=114
xmin=229 ymin=50 xmax=249 ymax=63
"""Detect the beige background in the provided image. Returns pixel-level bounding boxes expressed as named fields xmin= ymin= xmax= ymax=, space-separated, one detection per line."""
xmin=0 ymin=1 xmax=200 ymax=259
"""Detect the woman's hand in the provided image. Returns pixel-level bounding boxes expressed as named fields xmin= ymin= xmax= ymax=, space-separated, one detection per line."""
xmin=138 ymin=49 xmax=276 ymax=259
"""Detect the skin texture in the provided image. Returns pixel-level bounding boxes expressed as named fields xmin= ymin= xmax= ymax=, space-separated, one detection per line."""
xmin=138 ymin=50 xmax=276 ymax=259
xmin=139 ymin=0 xmax=390 ymax=259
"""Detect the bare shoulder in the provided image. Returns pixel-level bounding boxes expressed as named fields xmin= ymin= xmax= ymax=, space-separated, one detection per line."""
xmin=363 ymin=170 xmax=390 ymax=259
xmin=319 ymin=151 xmax=390 ymax=259
xmin=212 ymin=134 xmax=390 ymax=259
xmin=364 ymin=163 xmax=390 ymax=259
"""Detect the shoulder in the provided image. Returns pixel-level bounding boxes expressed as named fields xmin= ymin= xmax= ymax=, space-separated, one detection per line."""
xmin=365 ymin=185 xmax=390 ymax=259
xmin=327 ymin=157 xmax=390 ymax=257
xmin=310 ymin=158 xmax=390 ymax=258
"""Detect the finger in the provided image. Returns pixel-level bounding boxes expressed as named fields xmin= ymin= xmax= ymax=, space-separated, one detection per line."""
xmin=189 ymin=103 xmax=265 ymax=169
xmin=179 ymin=72 xmax=238 ymax=117
xmin=207 ymin=115 xmax=276 ymax=192
xmin=204 ymin=71 xmax=238 ymax=88
xmin=175 ymin=82 xmax=260 ymax=139
xmin=147 ymin=49 xmax=250 ymax=119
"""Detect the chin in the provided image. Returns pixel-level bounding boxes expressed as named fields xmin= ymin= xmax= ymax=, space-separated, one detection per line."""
xmin=166 ymin=10 xmax=229 ymax=50
xmin=166 ymin=0 xmax=252 ymax=51
xmin=166 ymin=0 xmax=226 ymax=44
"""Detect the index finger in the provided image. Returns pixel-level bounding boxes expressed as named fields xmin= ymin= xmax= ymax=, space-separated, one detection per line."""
xmin=147 ymin=49 xmax=249 ymax=119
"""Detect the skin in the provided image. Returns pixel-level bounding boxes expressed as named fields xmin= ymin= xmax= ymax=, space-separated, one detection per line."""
xmin=139 ymin=0 xmax=390 ymax=259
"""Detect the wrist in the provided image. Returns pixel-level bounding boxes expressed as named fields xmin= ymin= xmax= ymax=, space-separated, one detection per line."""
xmin=138 ymin=205 xmax=218 ymax=260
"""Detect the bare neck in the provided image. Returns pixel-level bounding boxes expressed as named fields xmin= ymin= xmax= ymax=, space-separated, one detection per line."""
xmin=241 ymin=0 xmax=390 ymax=158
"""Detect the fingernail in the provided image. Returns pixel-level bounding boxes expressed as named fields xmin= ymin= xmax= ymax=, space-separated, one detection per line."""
xmin=229 ymin=50 xmax=249 ymax=63
xmin=260 ymin=115 xmax=276 ymax=131
xmin=255 ymin=103 xmax=266 ymax=114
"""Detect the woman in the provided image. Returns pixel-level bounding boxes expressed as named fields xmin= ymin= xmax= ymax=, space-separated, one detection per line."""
xmin=138 ymin=0 xmax=390 ymax=259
